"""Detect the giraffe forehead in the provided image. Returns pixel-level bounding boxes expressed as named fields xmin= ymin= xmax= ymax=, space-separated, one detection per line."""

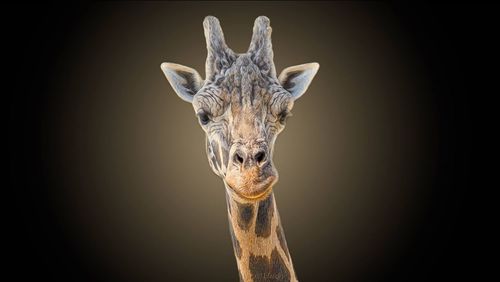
xmin=193 ymin=55 xmax=293 ymax=121
xmin=221 ymin=57 xmax=270 ymax=111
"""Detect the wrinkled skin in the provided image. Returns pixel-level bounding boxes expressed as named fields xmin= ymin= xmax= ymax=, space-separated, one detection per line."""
xmin=193 ymin=54 xmax=294 ymax=199
xmin=161 ymin=16 xmax=318 ymax=200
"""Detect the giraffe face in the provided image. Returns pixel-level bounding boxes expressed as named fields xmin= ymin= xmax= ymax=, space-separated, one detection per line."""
xmin=161 ymin=16 xmax=319 ymax=200
xmin=192 ymin=55 xmax=294 ymax=199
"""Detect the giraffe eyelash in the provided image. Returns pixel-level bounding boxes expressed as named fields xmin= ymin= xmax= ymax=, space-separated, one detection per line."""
xmin=278 ymin=110 xmax=292 ymax=124
xmin=196 ymin=110 xmax=211 ymax=125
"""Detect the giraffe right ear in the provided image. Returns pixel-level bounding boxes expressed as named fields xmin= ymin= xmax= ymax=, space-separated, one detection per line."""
xmin=278 ymin=63 xmax=319 ymax=101
xmin=161 ymin=62 xmax=204 ymax=103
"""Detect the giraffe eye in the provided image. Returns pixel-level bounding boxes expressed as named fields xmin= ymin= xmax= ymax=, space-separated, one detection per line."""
xmin=197 ymin=112 xmax=211 ymax=125
xmin=278 ymin=110 xmax=291 ymax=124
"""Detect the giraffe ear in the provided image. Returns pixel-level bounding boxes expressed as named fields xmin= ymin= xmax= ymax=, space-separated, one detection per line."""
xmin=161 ymin=62 xmax=204 ymax=103
xmin=278 ymin=63 xmax=319 ymax=100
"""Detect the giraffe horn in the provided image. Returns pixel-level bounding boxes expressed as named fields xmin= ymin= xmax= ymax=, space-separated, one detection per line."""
xmin=248 ymin=16 xmax=276 ymax=77
xmin=203 ymin=16 xmax=235 ymax=81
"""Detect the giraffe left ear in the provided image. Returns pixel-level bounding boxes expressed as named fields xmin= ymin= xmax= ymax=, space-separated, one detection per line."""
xmin=161 ymin=62 xmax=204 ymax=103
xmin=278 ymin=63 xmax=319 ymax=100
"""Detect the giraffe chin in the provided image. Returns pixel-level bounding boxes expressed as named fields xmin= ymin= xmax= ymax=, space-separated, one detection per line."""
xmin=225 ymin=173 xmax=278 ymax=201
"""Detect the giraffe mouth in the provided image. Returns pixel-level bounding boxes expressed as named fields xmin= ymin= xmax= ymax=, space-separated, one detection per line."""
xmin=224 ymin=166 xmax=278 ymax=200
xmin=225 ymin=175 xmax=277 ymax=200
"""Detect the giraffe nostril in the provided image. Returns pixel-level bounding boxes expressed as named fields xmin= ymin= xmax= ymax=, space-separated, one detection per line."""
xmin=234 ymin=151 xmax=244 ymax=164
xmin=255 ymin=151 xmax=266 ymax=164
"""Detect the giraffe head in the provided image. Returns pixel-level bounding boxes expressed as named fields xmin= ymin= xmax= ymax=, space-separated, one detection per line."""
xmin=161 ymin=16 xmax=319 ymax=200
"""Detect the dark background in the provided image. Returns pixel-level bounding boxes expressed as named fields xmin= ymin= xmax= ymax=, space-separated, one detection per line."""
xmin=9 ymin=2 xmax=471 ymax=282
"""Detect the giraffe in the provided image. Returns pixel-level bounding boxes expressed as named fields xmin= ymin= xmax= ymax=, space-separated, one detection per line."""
xmin=161 ymin=16 xmax=319 ymax=282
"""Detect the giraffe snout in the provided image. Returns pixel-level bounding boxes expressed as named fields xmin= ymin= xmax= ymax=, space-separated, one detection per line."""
xmin=232 ymin=148 xmax=268 ymax=168
xmin=225 ymin=143 xmax=278 ymax=199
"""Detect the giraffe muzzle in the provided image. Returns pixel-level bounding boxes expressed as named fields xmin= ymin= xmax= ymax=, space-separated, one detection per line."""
xmin=225 ymin=147 xmax=278 ymax=199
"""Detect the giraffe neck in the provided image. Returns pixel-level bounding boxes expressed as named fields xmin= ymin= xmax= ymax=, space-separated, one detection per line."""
xmin=225 ymin=186 xmax=298 ymax=282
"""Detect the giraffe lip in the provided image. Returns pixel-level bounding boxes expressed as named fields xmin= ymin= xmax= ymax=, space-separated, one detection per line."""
xmin=226 ymin=181 xmax=273 ymax=200
xmin=224 ymin=174 xmax=278 ymax=200
xmin=240 ymin=187 xmax=273 ymax=200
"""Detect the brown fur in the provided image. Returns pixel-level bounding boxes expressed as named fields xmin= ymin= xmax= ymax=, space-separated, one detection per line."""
xmin=226 ymin=190 xmax=298 ymax=282
xmin=161 ymin=15 xmax=319 ymax=282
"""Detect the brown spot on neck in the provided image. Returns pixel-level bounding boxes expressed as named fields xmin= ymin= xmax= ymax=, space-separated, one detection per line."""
xmin=255 ymin=193 xmax=275 ymax=237
xmin=249 ymin=247 xmax=291 ymax=281
xmin=225 ymin=189 xmax=298 ymax=281
xmin=236 ymin=201 xmax=254 ymax=231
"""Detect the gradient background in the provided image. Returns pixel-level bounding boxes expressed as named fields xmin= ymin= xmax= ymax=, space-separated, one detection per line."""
xmin=10 ymin=2 xmax=470 ymax=282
